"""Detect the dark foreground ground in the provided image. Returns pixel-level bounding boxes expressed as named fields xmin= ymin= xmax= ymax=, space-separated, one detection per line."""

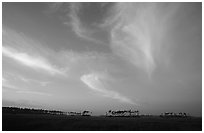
xmin=2 ymin=113 xmax=202 ymax=131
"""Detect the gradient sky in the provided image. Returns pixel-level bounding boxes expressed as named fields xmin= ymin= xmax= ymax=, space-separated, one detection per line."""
xmin=2 ymin=2 xmax=202 ymax=116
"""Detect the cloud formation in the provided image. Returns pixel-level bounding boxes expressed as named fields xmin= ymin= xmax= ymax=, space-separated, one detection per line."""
xmin=80 ymin=73 xmax=135 ymax=104
xmin=52 ymin=3 xmax=180 ymax=77
xmin=3 ymin=46 xmax=65 ymax=76
xmin=44 ymin=2 xmax=64 ymax=14
xmin=2 ymin=77 xmax=17 ymax=90
xmin=103 ymin=3 xmax=180 ymax=77
xmin=3 ymin=73 xmax=52 ymax=98
xmin=62 ymin=3 xmax=107 ymax=45
xmin=16 ymin=90 xmax=52 ymax=96
xmin=2 ymin=26 xmax=114 ymax=80
xmin=69 ymin=3 xmax=87 ymax=39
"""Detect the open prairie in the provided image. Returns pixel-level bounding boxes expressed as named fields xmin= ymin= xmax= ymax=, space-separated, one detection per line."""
xmin=2 ymin=113 xmax=202 ymax=131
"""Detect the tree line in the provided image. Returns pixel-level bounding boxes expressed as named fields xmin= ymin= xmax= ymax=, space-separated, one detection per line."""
xmin=3 ymin=107 xmax=190 ymax=118
xmin=2 ymin=107 xmax=92 ymax=116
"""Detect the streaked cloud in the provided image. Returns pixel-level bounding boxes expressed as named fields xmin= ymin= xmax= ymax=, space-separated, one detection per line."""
xmin=50 ymin=3 xmax=180 ymax=77
xmin=3 ymin=74 xmax=52 ymax=97
xmin=68 ymin=3 xmax=86 ymax=38
xmin=63 ymin=3 xmax=106 ymax=45
xmin=2 ymin=26 xmax=70 ymax=77
xmin=16 ymin=90 xmax=52 ymax=96
xmin=2 ymin=77 xmax=7 ymax=82
xmin=3 ymin=46 xmax=66 ymax=76
xmin=109 ymin=3 xmax=157 ymax=76
xmin=16 ymin=74 xmax=50 ymax=87
xmin=44 ymin=2 xmax=64 ymax=14
xmin=102 ymin=3 xmax=180 ymax=77
xmin=2 ymin=26 xmax=113 ymax=80
xmin=3 ymin=77 xmax=23 ymax=91
xmin=40 ymin=81 xmax=50 ymax=87
xmin=80 ymin=73 xmax=135 ymax=104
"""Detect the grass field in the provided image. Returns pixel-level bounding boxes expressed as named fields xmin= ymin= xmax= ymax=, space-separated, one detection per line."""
xmin=2 ymin=113 xmax=202 ymax=131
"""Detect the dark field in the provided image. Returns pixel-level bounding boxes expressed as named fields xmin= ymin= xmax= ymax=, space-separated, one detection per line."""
xmin=2 ymin=113 xmax=202 ymax=131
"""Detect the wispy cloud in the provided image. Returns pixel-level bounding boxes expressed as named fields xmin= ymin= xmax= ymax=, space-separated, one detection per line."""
xmin=45 ymin=2 xmax=107 ymax=46
xmin=68 ymin=3 xmax=85 ymax=37
xmin=44 ymin=3 xmax=180 ymax=78
xmin=80 ymin=73 xmax=135 ymax=104
xmin=2 ymin=77 xmax=7 ymax=82
xmin=16 ymin=90 xmax=52 ymax=96
xmin=103 ymin=3 xmax=180 ymax=77
xmin=3 ymin=75 xmax=52 ymax=97
xmin=3 ymin=26 xmax=70 ymax=76
xmin=3 ymin=26 xmax=114 ymax=81
xmin=44 ymin=2 xmax=64 ymax=14
xmin=3 ymin=76 xmax=24 ymax=91
xmin=3 ymin=46 xmax=65 ymax=76
xmin=65 ymin=3 xmax=106 ymax=45
xmin=17 ymin=74 xmax=50 ymax=87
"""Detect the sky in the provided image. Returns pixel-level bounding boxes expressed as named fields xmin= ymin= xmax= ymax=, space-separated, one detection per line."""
xmin=2 ymin=2 xmax=202 ymax=116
